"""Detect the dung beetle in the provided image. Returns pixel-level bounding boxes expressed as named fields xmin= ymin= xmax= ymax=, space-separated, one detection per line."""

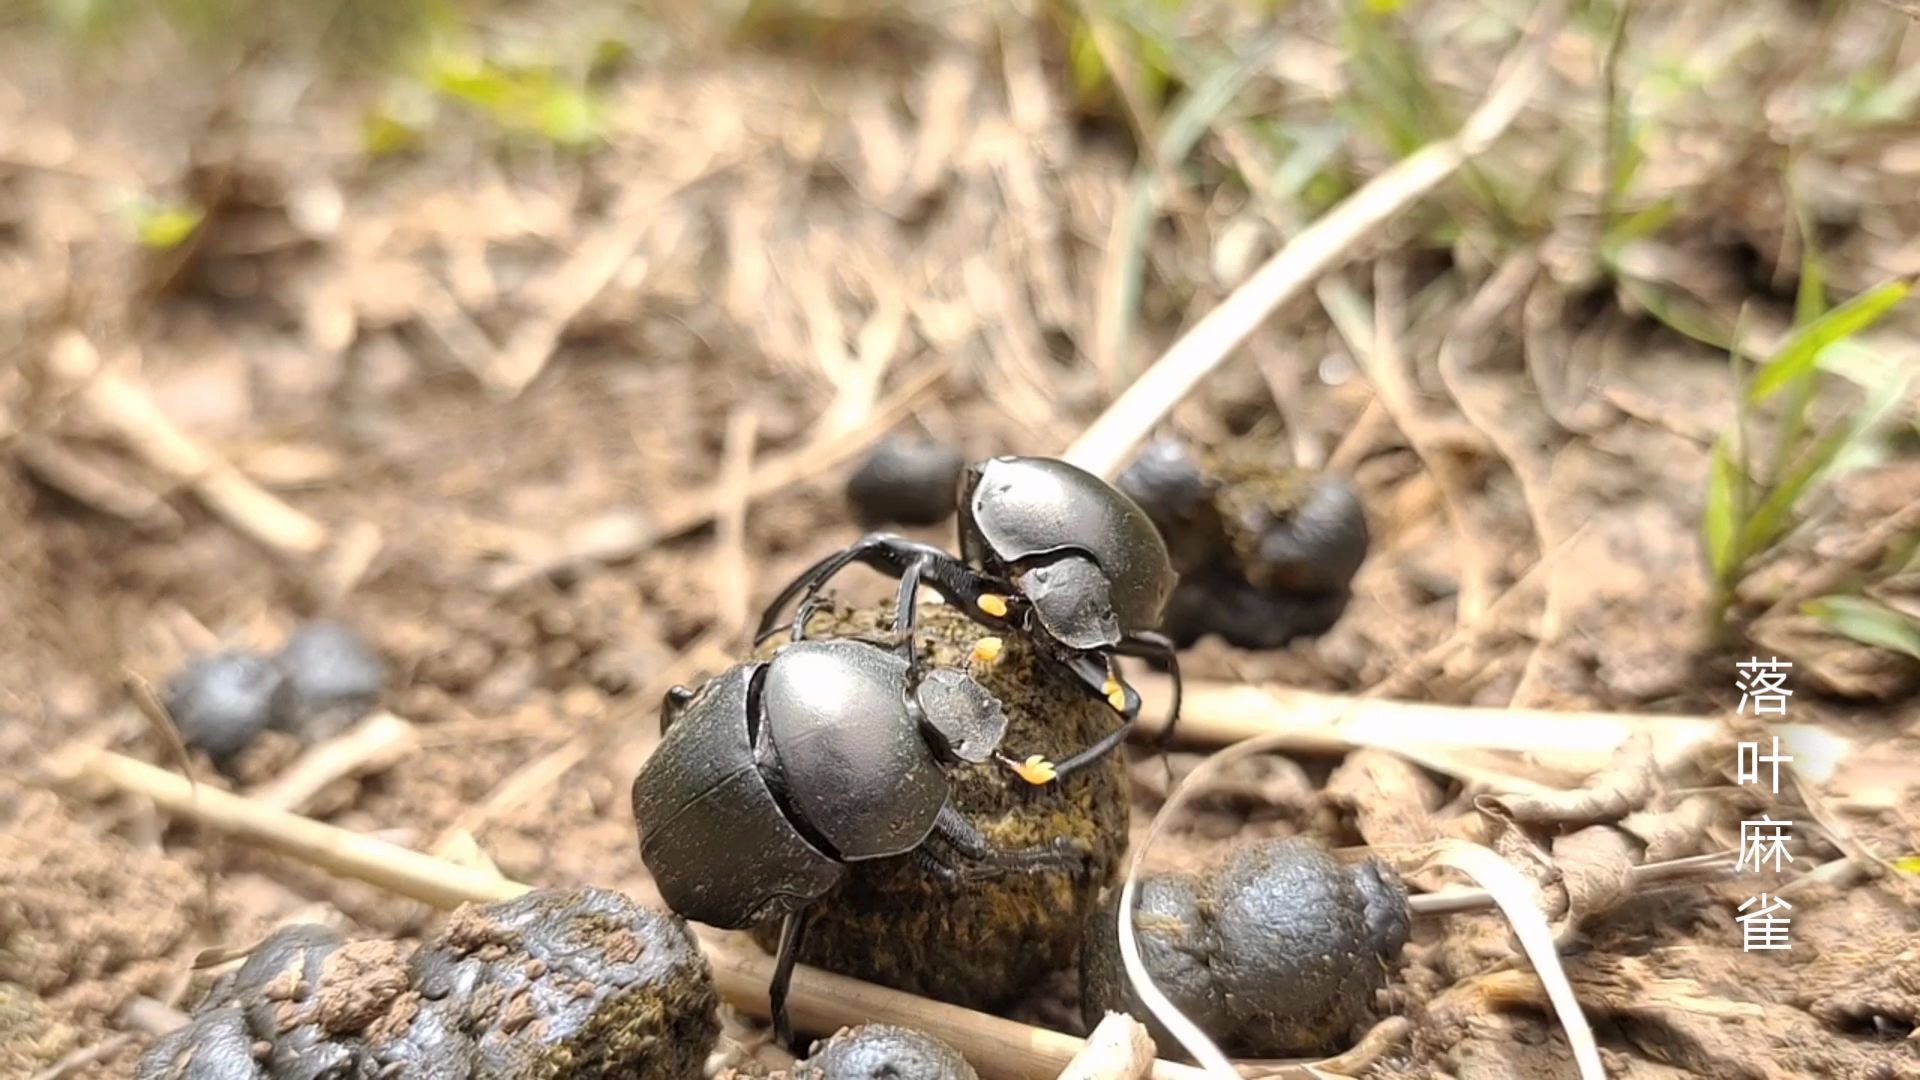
xmin=631 ymin=603 xmax=1084 ymax=1049
xmin=755 ymin=456 xmax=1183 ymax=784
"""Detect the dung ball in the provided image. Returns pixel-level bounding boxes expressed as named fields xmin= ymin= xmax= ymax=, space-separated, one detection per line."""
xmin=1116 ymin=437 xmax=1367 ymax=650
xmin=749 ymin=599 xmax=1130 ymax=1009
xmin=844 ymin=437 xmax=965 ymax=528
xmin=790 ymin=1024 xmax=977 ymax=1080
xmin=271 ymin=620 xmax=385 ymax=739
xmin=165 ymin=650 xmax=284 ymax=762
xmin=134 ymin=889 xmax=719 ymax=1080
xmin=1081 ymin=838 xmax=1409 ymax=1057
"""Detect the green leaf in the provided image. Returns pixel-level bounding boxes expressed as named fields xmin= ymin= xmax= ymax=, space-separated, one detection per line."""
xmin=1748 ymin=279 xmax=1910 ymax=403
xmin=1803 ymin=595 xmax=1920 ymax=660
xmin=1703 ymin=437 xmax=1744 ymax=581
xmin=1616 ymin=273 xmax=1732 ymax=349
xmin=1068 ymin=21 xmax=1108 ymax=107
xmin=362 ymin=108 xmax=427 ymax=157
xmin=130 ymin=203 xmax=204 ymax=249
xmin=1601 ymin=198 xmax=1675 ymax=255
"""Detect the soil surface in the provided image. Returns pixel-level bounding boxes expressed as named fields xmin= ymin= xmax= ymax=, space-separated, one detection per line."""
xmin=3 ymin=3 xmax=1918 ymax=1078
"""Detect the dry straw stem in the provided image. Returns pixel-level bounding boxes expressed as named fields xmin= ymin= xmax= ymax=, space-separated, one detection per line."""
xmin=1061 ymin=0 xmax=1567 ymax=480
xmin=1058 ymin=1012 xmax=1157 ymax=1080
xmin=39 ymin=330 xmax=330 ymax=558
xmin=45 ymin=745 xmax=1209 ymax=1080
xmin=1128 ymin=676 xmax=1847 ymax=781
xmin=248 ymin=710 xmax=419 ymax=813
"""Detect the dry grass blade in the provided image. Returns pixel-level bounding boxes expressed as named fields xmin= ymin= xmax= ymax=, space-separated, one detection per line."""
xmin=1059 ymin=1012 xmax=1157 ymax=1080
xmin=1415 ymin=840 xmax=1606 ymax=1079
xmin=43 ymin=744 xmax=1211 ymax=1080
xmin=249 ymin=710 xmax=419 ymax=813
xmin=37 ymin=330 xmax=331 ymax=559
xmin=1061 ymin=0 xmax=1568 ymax=479
xmin=1128 ymin=675 xmax=1847 ymax=780
xmin=712 ymin=407 xmax=762 ymax=643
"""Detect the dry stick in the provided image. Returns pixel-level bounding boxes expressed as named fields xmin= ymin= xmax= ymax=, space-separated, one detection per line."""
xmin=13 ymin=435 xmax=183 ymax=532
xmin=484 ymin=360 xmax=950 ymax=592
xmin=712 ymin=407 xmax=762 ymax=643
xmin=47 ymin=745 xmax=1209 ymax=1080
xmin=1058 ymin=1013 xmax=1157 ymax=1080
xmin=1059 ymin=0 xmax=1566 ymax=480
xmin=40 ymin=330 xmax=330 ymax=558
xmin=1128 ymin=676 xmax=1847 ymax=779
xmin=1405 ymin=850 xmax=1736 ymax=917
xmin=248 ymin=710 xmax=419 ymax=813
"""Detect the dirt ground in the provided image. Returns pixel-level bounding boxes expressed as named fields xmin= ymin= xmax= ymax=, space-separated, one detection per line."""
xmin=3 ymin=1 xmax=1919 ymax=1077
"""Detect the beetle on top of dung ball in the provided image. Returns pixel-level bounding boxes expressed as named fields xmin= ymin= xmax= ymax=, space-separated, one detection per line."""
xmin=756 ymin=455 xmax=1186 ymax=785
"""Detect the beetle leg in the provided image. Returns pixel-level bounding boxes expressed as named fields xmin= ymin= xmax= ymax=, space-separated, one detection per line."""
xmin=1047 ymin=633 xmax=1181 ymax=781
xmin=1045 ymin=671 xmax=1140 ymax=781
xmin=927 ymin=804 xmax=1084 ymax=879
xmin=753 ymin=535 xmax=958 ymax=640
xmin=1117 ymin=630 xmax=1182 ymax=760
xmin=769 ymin=908 xmax=813 ymax=1053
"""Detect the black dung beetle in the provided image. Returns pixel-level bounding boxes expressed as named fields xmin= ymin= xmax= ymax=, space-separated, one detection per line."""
xmin=755 ymin=456 xmax=1184 ymax=785
xmin=631 ymin=604 xmax=1085 ymax=1049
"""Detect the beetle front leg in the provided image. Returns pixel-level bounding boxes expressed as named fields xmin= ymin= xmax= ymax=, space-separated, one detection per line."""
xmin=926 ymin=804 xmax=1083 ymax=879
xmin=754 ymin=535 xmax=958 ymax=641
xmin=768 ymin=908 xmax=813 ymax=1053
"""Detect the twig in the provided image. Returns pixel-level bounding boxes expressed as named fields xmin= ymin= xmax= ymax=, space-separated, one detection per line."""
xmin=1060 ymin=0 xmax=1566 ymax=479
xmin=45 ymin=745 xmax=1211 ymax=1080
xmin=482 ymin=360 xmax=950 ymax=592
xmin=121 ymin=996 xmax=191 ymax=1036
xmin=1059 ymin=1012 xmax=1156 ymax=1080
xmin=1129 ymin=676 xmax=1846 ymax=778
xmin=13 ymin=436 xmax=183 ymax=532
xmin=38 ymin=331 xmax=330 ymax=559
xmin=247 ymin=711 xmax=419 ymax=813
xmin=1405 ymin=850 xmax=1736 ymax=917
xmin=712 ymin=408 xmax=762 ymax=644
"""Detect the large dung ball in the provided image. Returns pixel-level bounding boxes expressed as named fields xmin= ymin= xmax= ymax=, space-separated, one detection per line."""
xmin=135 ymin=889 xmax=719 ymax=1080
xmin=1116 ymin=437 xmax=1367 ymax=649
xmin=749 ymin=599 xmax=1130 ymax=1009
xmin=790 ymin=1024 xmax=977 ymax=1079
xmin=271 ymin=620 xmax=385 ymax=740
xmin=165 ymin=650 xmax=284 ymax=762
xmin=843 ymin=437 xmax=965 ymax=527
xmin=1081 ymin=838 xmax=1409 ymax=1057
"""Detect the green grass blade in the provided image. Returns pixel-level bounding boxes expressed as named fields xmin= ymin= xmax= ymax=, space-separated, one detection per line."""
xmin=1748 ymin=279 xmax=1910 ymax=403
xmin=1803 ymin=595 xmax=1920 ymax=660
xmin=1703 ymin=436 xmax=1744 ymax=581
